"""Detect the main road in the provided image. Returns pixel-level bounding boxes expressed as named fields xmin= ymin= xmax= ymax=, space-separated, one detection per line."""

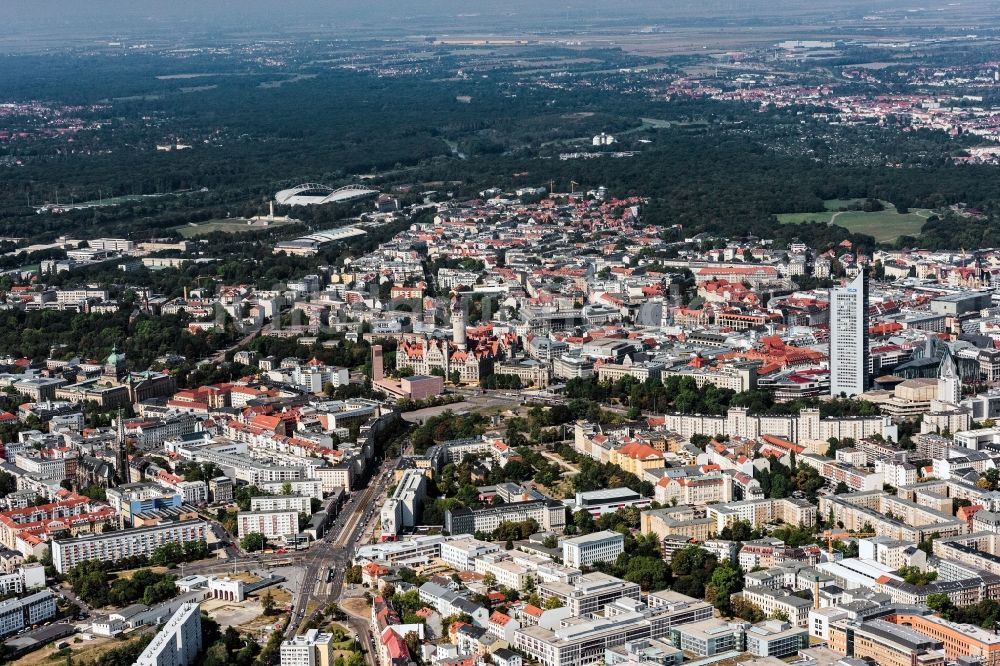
xmin=282 ymin=455 xmax=400 ymax=665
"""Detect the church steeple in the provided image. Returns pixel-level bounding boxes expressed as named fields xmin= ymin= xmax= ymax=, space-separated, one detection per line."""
xmin=115 ymin=407 xmax=129 ymax=485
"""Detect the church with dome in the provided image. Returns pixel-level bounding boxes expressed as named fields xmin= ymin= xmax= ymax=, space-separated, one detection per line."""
xmin=55 ymin=346 xmax=177 ymax=408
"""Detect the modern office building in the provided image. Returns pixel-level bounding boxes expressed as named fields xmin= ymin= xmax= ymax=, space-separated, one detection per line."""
xmin=836 ymin=619 xmax=945 ymax=666
xmin=539 ymin=573 xmax=642 ymax=618
xmin=135 ymin=602 xmax=203 ymax=666
xmin=380 ymin=469 xmax=427 ymax=540
xmin=669 ymin=619 xmax=744 ymax=658
xmin=744 ymin=620 xmax=809 ymax=658
xmin=830 ymin=270 xmax=869 ymax=397
xmin=567 ymin=488 xmax=652 ymax=518
xmin=561 ymin=531 xmax=625 ymax=568
xmin=515 ymin=597 xmax=708 ymax=666
xmin=604 ymin=638 xmax=682 ymax=666
xmin=886 ymin=611 xmax=1000 ymax=666
xmin=51 ymin=521 xmax=209 ymax=573
xmin=644 ymin=590 xmax=715 ymax=626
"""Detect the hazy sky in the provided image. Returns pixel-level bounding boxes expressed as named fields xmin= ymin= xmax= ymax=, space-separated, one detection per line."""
xmin=4 ymin=0 xmax=959 ymax=41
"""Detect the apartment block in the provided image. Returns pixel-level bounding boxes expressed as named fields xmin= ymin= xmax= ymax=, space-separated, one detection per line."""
xmin=0 ymin=590 xmax=56 ymax=638
xmin=237 ymin=510 xmax=299 ymax=539
xmin=51 ymin=521 xmax=209 ymax=573
xmin=706 ymin=497 xmax=816 ymax=533
xmin=799 ymin=453 xmax=883 ymax=492
xmin=444 ymin=500 xmax=567 ymax=535
xmin=135 ymin=602 xmax=203 ymax=666
xmin=819 ymin=492 xmax=965 ymax=542
xmin=474 ymin=553 xmax=537 ymax=591
xmin=280 ymin=628 xmax=335 ymax=666
xmin=250 ymin=495 xmax=312 ymax=514
xmin=737 ymin=587 xmax=812 ymax=627
xmin=439 ymin=537 xmax=502 ymax=572
xmin=261 ymin=479 xmax=324 ymax=500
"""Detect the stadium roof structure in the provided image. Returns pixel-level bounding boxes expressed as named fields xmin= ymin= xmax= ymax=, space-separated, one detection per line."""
xmin=274 ymin=183 xmax=379 ymax=206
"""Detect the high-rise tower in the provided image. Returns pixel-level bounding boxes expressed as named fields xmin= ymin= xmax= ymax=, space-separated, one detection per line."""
xmin=937 ymin=351 xmax=961 ymax=404
xmin=829 ymin=270 xmax=869 ymax=397
xmin=115 ymin=408 xmax=129 ymax=485
xmin=372 ymin=344 xmax=384 ymax=382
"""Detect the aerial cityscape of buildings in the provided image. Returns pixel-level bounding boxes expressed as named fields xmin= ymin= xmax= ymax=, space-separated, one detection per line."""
xmin=11 ymin=6 xmax=1000 ymax=666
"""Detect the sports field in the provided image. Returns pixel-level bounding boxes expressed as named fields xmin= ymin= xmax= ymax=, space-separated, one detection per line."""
xmin=174 ymin=218 xmax=298 ymax=238
xmin=777 ymin=199 xmax=934 ymax=242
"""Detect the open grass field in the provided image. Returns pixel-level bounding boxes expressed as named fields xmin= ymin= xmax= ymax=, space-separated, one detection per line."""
xmin=174 ymin=217 xmax=298 ymax=238
xmin=777 ymin=199 xmax=934 ymax=242
xmin=15 ymin=631 xmax=151 ymax=666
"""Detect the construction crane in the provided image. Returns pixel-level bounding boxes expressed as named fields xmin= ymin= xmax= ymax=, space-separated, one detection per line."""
xmin=820 ymin=530 xmax=876 ymax=554
xmin=570 ymin=180 xmax=579 ymax=194
xmin=811 ymin=530 xmax=875 ymax=608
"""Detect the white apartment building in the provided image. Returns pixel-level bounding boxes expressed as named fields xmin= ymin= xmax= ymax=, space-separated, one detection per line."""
xmin=135 ymin=602 xmax=202 ymax=666
xmin=174 ymin=480 xmax=209 ymax=504
xmin=0 ymin=590 xmax=57 ymax=638
xmin=440 ymin=537 xmax=501 ymax=571
xmin=51 ymin=521 xmax=209 ymax=573
xmin=280 ymin=628 xmax=334 ymax=666
xmin=90 ymin=238 xmax=136 ymax=252
xmin=238 ymin=510 xmax=299 ymax=539
xmin=0 ymin=563 xmax=45 ymax=597
xmin=292 ymin=365 xmax=349 ymax=394
xmin=738 ymin=588 xmax=812 ymax=627
xmin=875 ymin=459 xmax=918 ymax=488
xmin=316 ymin=467 xmax=352 ymax=493
xmin=474 ymin=554 xmax=536 ymax=591
xmin=380 ymin=499 xmax=403 ymax=539
xmin=262 ymin=479 xmax=324 ymax=500
xmin=13 ymin=454 xmax=65 ymax=479
xmin=54 ymin=288 xmax=110 ymax=304
xmin=250 ymin=495 xmax=312 ymax=514
xmin=562 ymin=531 xmax=625 ymax=568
